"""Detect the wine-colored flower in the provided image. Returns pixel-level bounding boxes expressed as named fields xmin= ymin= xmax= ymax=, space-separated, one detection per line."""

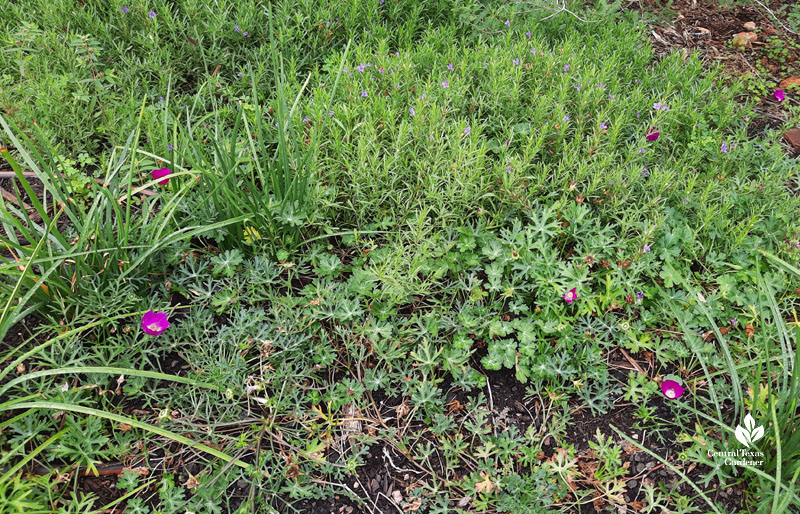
xmin=646 ymin=128 xmax=660 ymax=141
xmin=773 ymin=89 xmax=785 ymax=102
xmin=151 ymin=168 xmax=171 ymax=185
xmin=141 ymin=310 xmax=169 ymax=335
xmin=563 ymin=287 xmax=577 ymax=304
xmin=661 ymin=379 xmax=684 ymax=399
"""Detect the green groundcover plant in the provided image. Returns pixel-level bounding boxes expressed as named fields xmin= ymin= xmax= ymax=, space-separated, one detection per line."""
xmin=0 ymin=0 xmax=799 ymax=513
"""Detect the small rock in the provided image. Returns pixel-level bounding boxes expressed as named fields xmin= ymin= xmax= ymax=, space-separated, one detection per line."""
xmin=732 ymin=32 xmax=757 ymax=48
xmin=783 ymin=128 xmax=800 ymax=149
xmin=391 ymin=490 xmax=403 ymax=504
xmin=627 ymin=479 xmax=639 ymax=489
xmin=370 ymin=478 xmax=379 ymax=492
xmin=743 ymin=21 xmax=757 ymax=31
xmin=779 ymin=77 xmax=800 ymax=90
xmin=636 ymin=463 xmax=645 ymax=473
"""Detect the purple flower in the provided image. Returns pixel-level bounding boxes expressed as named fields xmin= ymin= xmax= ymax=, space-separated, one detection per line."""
xmin=303 ymin=116 xmax=310 ymax=123
xmin=167 ymin=144 xmax=173 ymax=151
xmin=563 ymin=64 xmax=570 ymax=72
xmin=121 ymin=6 xmax=129 ymax=13
xmin=149 ymin=11 xmax=156 ymax=18
xmin=328 ymin=110 xmax=335 ymax=117
xmin=151 ymin=167 xmax=171 ymax=185
xmin=609 ymin=94 xmax=615 ymax=100
xmin=429 ymin=134 xmax=435 ymax=141
xmin=730 ymin=318 xmax=738 ymax=327
xmin=237 ymin=71 xmax=243 ymax=77
xmin=531 ymin=48 xmax=537 ymax=55
xmin=643 ymin=244 xmax=651 ymax=253
xmin=243 ymin=32 xmax=248 ymax=36
xmin=598 ymin=83 xmax=606 ymax=90
xmin=526 ymin=30 xmax=531 ymax=38
xmin=575 ymin=84 xmax=581 ymax=91
xmin=563 ymin=287 xmax=577 ymax=304
xmin=357 ymin=64 xmax=365 ymax=73
xmin=379 ymin=67 xmax=385 ymax=74
xmin=361 ymin=90 xmax=368 ymax=97
xmin=599 ymin=122 xmax=607 ymax=129
xmin=421 ymin=93 xmax=426 ymax=99
xmin=235 ymin=25 xmax=240 ymax=32
xmin=505 ymin=19 xmax=511 ymax=27
xmin=661 ymin=379 xmax=684 ymax=400
xmin=720 ymin=142 xmax=729 ymax=153
xmin=774 ymin=89 xmax=785 ymax=102
xmin=653 ymin=101 xmax=663 ymax=110
xmin=463 ymin=126 xmax=471 ymax=136
xmin=409 ymin=107 xmax=416 ymax=116
xmin=646 ymin=128 xmax=660 ymax=141
xmin=636 ymin=112 xmax=641 ymax=118
xmin=141 ymin=310 xmax=169 ymax=336
xmin=562 ymin=115 xmax=569 ymax=122
xmin=506 ymin=166 xmax=512 ymax=174
xmin=513 ymin=58 xmax=520 ymax=66
xmin=636 ymin=290 xmax=644 ymax=302
xmin=442 ymin=80 xmax=449 ymax=88
xmin=638 ymin=148 xmax=646 ymax=154
xmin=642 ymin=168 xmax=649 ymax=176
xmin=447 ymin=63 xmax=454 ymax=70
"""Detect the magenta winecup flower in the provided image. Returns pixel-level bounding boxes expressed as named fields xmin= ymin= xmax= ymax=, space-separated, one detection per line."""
xmin=773 ymin=89 xmax=785 ymax=102
xmin=646 ymin=128 xmax=660 ymax=141
xmin=563 ymin=287 xmax=577 ymax=304
xmin=141 ymin=310 xmax=169 ymax=335
xmin=661 ymin=379 xmax=684 ymax=399
xmin=151 ymin=168 xmax=171 ymax=185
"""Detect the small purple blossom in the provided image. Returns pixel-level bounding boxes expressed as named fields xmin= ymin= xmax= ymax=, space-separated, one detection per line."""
xmin=235 ymin=25 xmax=240 ymax=32
xmin=721 ymin=142 xmax=729 ymax=153
xmin=642 ymin=168 xmax=649 ymax=176
xmin=409 ymin=107 xmax=416 ymax=116
xmin=303 ymin=116 xmax=310 ymax=123
xmin=429 ymin=134 xmax=435 ymax=141
xmin=506 ymin=166 xmax=512 ymax=174
xmin=149 ymin=11 xmax=156 ymax=18
xmin=357 ymin=64 xmax=365 ymax=73
xmin=562 ymin=115 xmax=570 ymax=122
xmin=513 ymin=58 xmax=520 ymax=66
xmin=609 ymin=94 xmax=615 ymax=100
xmin=526 ymin=30 xmax=531 ymax=38
xmin=447 ymin=63 xmax=454 ymax=70
xmin=598 ymin=83 xmax=606 ymax=90
xmin=167 ymin=144 xmax=173 ymax=151
xmin=121 ymin=6 xmax=129 ymax=13
xmin=563 ymin=64 xmax=571 ymax=72
xmin=730 ymin=318 xmax=738 ymax=327
xmin=463 ymin=126 xmax=471 ymax=136
xmin=638 ymin=148 xmax=646 ymax=154
xmin=442 ymin=80 xmax=449 ymax=88
xmin=531 ymin=48 xmax=537 ymax=55
xmin=505 ymin=19 xmax=511 ymax=27
xmin=243 ymin=31 xmax=248 ymax=36
xmin=361 ymin=90 xmax=368 ymax=97
xmin=142 ymin=310 xmax=169 ymax=336
xmin=237 ymin=71 xmax=243 ymax=77
xmin=421 ymin=93 xmax=426 ymax=99
xmin=653 ymin=101 xmax=663 ymax=111
xmin=328 ymin=110 xmax=335 ymax=117
xmin=636 ymin=290 xmax=644 ymax=302
xmin=599 ymin=122 xmax=607 ymax=130
xmin=643 ymin=244 xmax=651 ymax=253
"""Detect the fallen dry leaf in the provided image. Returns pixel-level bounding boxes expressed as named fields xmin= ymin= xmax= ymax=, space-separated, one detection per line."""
xmin=746 ymin=323 xmax=755 ymax=338
xmin=475 ymin=472 xmax=495 ymax=494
